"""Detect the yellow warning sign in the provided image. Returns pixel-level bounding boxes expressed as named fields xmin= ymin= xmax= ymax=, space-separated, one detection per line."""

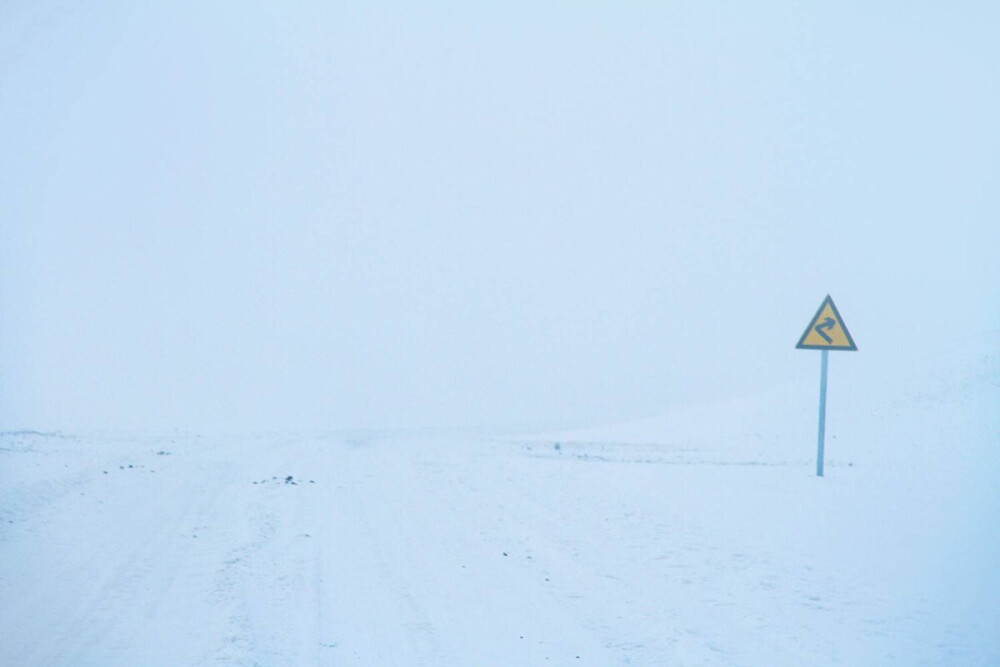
xmin=796 ymin=295 xmax=857 ymax=351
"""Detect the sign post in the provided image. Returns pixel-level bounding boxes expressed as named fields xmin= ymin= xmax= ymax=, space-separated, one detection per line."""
xmin=816 ymin=349 xmax=828 ymax=476
xmin=796 ymin=295 xmax=857 ymax=477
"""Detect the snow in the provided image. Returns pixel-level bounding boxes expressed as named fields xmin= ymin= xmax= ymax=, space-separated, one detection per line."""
xmin=4 ymin=5 xmax=998 ymax=664
xmin=2 ymin=333 xmax=998 ymax=665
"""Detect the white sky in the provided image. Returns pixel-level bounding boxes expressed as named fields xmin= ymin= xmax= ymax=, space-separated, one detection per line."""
xmin=2 ymin=2 xmax=998 ymax=432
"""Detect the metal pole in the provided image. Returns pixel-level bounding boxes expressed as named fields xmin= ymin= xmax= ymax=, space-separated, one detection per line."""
xmin=817 ymin=349 xmax=829 ymax=477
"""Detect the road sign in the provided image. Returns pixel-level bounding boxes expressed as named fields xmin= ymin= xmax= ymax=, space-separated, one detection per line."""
xmin=796 ymin=295 xmax=857 ymax=351
xmin=796 ymin=295 xmax=857 ymax=477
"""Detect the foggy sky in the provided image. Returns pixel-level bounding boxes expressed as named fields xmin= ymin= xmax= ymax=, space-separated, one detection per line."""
xmin=2 ymin=3 xmax=998 ymax=432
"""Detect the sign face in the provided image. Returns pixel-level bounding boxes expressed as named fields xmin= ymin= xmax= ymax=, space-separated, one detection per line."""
xmin=796 ymin=295 xmax=857 ymax=351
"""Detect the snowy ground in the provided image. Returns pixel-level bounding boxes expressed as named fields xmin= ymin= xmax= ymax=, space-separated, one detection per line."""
xmin=2 ymin=334 xmax=998 ymax=665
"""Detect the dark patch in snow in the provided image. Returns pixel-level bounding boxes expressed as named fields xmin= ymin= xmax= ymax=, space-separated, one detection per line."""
xmin=253 ymin=475 xmax=314 ymax=486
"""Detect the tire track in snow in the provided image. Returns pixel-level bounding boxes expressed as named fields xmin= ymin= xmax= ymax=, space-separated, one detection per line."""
xmin=312 ymin=439 xmax=448 ymax=664
xmin=14 ymin=454 xmax=233 ymax=665
xmin=204 ymin=435 xmax=342 ymax=666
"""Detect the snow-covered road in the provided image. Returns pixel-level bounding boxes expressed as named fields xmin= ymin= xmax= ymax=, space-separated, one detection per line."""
xmin=2 ymin=338 xmax=998 ymax=665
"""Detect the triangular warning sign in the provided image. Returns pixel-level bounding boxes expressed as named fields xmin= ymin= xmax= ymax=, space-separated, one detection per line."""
xmin=796 ymin=295 xmax=857 ymax=351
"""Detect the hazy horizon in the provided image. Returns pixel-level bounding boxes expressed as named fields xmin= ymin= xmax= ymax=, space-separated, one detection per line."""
xmin=3 ymin=3 xmax=998 ymax=432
